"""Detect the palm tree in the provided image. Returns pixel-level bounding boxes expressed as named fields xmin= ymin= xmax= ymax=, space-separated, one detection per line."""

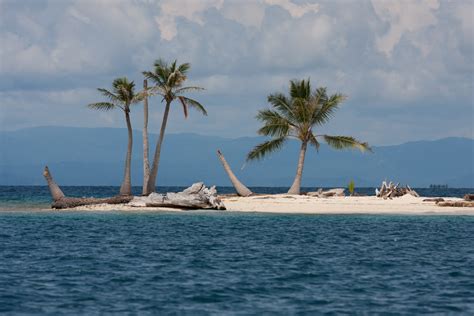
xmin=143 ymin=59 xmax=207 ymax=194
xmin=88 ymin=77 xmax=145 ymax=196
xmin=247 ymin=79 xmax=371 ymax=195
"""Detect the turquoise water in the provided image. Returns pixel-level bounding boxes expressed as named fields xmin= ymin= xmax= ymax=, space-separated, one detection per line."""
xmin=1 ymin=211 xmax=473 ymax=314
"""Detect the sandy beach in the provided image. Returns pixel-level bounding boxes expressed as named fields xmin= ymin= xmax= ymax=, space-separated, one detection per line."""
xmin=220 ymin=195 xmax=474 ymax=215
xmin=62 ymin=194 xmax=474 ymax=215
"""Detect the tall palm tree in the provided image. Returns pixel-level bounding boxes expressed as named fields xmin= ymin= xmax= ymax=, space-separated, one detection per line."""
xmin=247 ymin=79 xmax=371 ymax=195
xmin=88 ymin=77 xmax=145 ymax=196
xmin=143 ymin=59 xmax=207 ymax=194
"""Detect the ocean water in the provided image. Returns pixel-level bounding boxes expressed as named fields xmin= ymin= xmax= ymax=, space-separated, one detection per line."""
xmin=0 ymin=186 xmax=473 ymax=314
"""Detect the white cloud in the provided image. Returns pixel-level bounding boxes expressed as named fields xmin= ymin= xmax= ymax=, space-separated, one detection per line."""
xmin=371 ymin=0 xmax=440 ymax=57
xmin=264 ymin=0 xmax=319 ymax=18
xmin=155 ymin=0 xmax=224 ymax=40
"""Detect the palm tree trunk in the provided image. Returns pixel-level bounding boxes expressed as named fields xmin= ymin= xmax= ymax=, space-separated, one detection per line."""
xmin=287 ymin=141 xmax=307 ymax=195
xmin=146 ymin=100 xmax=171 ymax=194
xmin=217 ymin=150 xmax=253 ymax=197
xmin=119 ymin=109 xmax=133 ymax=196
xmin=142 ymin=79 xmax=150 ymax=195
xmin=43 ymin=166 xmax=65 ymax=201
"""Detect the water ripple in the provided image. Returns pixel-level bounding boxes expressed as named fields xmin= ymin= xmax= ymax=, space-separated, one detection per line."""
xmin=0 ymin=212 xmax=473 ymax=314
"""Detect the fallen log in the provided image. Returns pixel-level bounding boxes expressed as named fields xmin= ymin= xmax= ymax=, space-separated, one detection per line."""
xmin=217 ymin=149 xmax=252 ymax=197
xmin=423 ymin=198 xmax=445 ymax=203
xmin=307 ymin=188 xmax=345 ymax=198
xmin=128 ymin=182 xmax=226 ymax=210
xmin=437 ymin=201 xmax=474 ymax=207
xmin=43 ymin=166 xmax=225 ymax=210
xmin=464 ymin=194 xmax=474 ymax=201
xmin=44 ymin=166 xmax=134 ymax=209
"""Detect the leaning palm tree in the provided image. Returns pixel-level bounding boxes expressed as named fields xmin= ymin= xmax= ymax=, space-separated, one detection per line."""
xmin=88 ymin=77 xmax=145 ymax=196
xmin=143 ymin=59 xmax=207 ymax=194
xmin=247 ymin=79 xmax=371 ymax=195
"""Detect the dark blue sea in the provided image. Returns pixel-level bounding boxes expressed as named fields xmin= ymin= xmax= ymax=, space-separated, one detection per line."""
xmin=1 ymin=186 xmax=473 ymax=314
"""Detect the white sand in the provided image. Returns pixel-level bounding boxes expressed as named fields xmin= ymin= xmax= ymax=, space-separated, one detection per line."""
xmin=62 ymin=195 xmax=474 ymax=215
xmin=221 ymin=195 xmax=474 ymax=215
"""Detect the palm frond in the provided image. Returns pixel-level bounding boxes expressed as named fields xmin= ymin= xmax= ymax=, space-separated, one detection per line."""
xmin=290 ymin=78 xmax=311 ymax=99
xmin=88 ymin=102 xmax=116 ymax=111
xmin=177 ymin=96 xmax=207 ymax=116
xmin=308 ymin=133 xmax=320 ymax=151
xmin=178 ymin=96 xmax=189 ymax=119
xmin=174 ymin=86 xmax=204 ymax=94
xmin=178 ymin=62 xmax=191 ymax=75
xmin=131 ymin=90 xmax=147 ymax=103
xmin=267 ymin=93 xmax=295 ymax=119
xmin=256 ymin=109 xmax=292 ymax=137
xmin=322 ymin=135 xmax=372 ymax=152
xmin=142 ymin=71 xmax=164 ymax=86
xmin=311 ymin=93 xmax=346 ymax=126
xmin=247 ymin=137 xmax=287 ymax=161
xmin=97 ymin=88 xmax=121 ymax=104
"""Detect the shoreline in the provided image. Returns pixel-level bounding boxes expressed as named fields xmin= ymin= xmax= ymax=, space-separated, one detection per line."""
xmin=5 ymin=194 xmax=472 ymax=216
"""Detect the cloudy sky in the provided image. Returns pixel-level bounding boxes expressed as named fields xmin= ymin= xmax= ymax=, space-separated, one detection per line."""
xmin=0 ymin=0 xmax=472 ymax=145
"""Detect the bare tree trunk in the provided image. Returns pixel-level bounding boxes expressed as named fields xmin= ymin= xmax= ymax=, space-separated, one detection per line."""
xmin=119 ymin=109 xmax=133 ymax=196
xmin=43 ymin=166 xmax=132 ymax=209
xmin=287 ymin=141 xmax=307 ymax=195
xmin=142 ymin=79 xmax=150 ymax=195
xmin=146 ymin=100 xmax=171 ymax=194
xmin=43 ymin=166 xmax=65 ymax=201
xmin=217 ymin=150 xmax=252 ymax=197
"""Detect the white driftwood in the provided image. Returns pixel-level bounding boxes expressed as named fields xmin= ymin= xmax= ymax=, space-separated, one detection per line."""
xmin=375 ymin=181 xmax=419 ymax=199
xmin=307 ymin=188 xmax=345 ymax=198
xmin=128 ymin=182 xmax=226 ymax=210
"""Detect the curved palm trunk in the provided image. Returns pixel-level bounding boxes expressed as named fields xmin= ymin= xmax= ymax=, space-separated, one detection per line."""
xmin=217 ymin=150 xmax=252 ymax=197
xmin=146 ymin=100 xmax=171 ymax=194
xmin=142 ymin=79 xmax=150 ymax=195
xmin=119 ymin=109 xmax=133 ymax=196
xmin=43 ymin=166 xmax=65 ymax=201
xmin=287 ymin=141 xmax=307 ymax=195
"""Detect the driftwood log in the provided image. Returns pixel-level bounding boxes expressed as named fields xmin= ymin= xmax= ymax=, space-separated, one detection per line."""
xmin=43 ymin=166 xmax=225 ymax=210
xmin=217 ymin=150 xmax=252 ymax=197
xmin=437 ymin=201 xmax=474 ymax=207
xmin=464 ymin=194 xmax=474 ymax=201
xmin=128 ymin=182 xmax=226 ymax=210
xmin=375 ymin=181 xmax=419 ymax=199
xmin=307 ymin=188 xmax=345 ymax=198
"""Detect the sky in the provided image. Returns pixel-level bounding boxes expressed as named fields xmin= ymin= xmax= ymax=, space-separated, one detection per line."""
xmin=0 ymin=0 xmax=472 ymax=145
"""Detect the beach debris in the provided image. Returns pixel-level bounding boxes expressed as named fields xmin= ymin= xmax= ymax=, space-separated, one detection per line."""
xmin=307 ymin=188 xmax=345 ymax=198
xmin=217 ymin=149 xmax=253 ymax=197
xmin=423 ymin=198 xmax=445 ymax=203
xmin=464 ymin=194 xmax=474 ymax=201
xmin=375 ymin=181 xmax=419 ymax=199
xmin=129 ymin=182 xmax=226 ymax=210
xmin=43 ymin=166 xmax=225 ymax=210
xmin=437 ymin=201 xmax=474 ymax=207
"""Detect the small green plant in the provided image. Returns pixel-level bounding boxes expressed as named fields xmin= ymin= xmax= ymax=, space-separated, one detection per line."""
xmin=348 ymin=180 xmax=355 ymax=196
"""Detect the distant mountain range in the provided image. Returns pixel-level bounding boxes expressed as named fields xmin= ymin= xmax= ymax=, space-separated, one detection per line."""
xmin=1 ymin=127 xmax=473 ymax=187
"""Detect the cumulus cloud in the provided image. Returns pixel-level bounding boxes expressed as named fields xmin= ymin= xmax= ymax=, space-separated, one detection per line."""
xmin=371 ymin=0 xmax=440 ymax=57
xmin=0 ymin=0 xmax=472 ymax=144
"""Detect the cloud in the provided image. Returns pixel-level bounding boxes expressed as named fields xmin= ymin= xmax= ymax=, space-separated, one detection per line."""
xmin=155 ymin=0 xmax=224 ymax=40
xmin=371 ymin=0 xmax=440 ymax=57
xmin=264 ymin=0 xmax=319 ymax=18
xmin=0 ymin=0 xmax=472 ymax=145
